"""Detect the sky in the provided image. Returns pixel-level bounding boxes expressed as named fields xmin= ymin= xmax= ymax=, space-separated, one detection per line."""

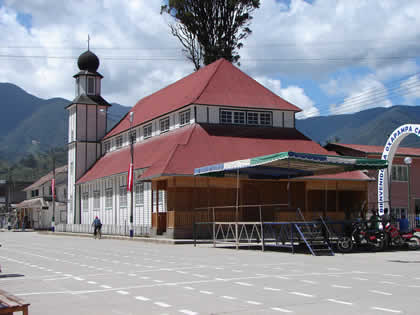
xmin=1 ymin=0 xmax=420 ymax=119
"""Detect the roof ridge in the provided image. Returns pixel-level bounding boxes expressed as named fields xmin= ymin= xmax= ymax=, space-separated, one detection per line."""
xmin=191 ymin=59 xmax=225 ymax=104
xmin=159 ymin=124 xmax=197 ymax=175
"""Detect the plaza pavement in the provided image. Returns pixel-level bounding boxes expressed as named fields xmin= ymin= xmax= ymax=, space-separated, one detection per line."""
xmin=1 ymin=231 xmax=420 ymax=315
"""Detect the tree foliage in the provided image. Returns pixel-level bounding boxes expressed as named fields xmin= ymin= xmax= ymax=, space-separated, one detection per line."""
xmin=0 ymin=147 xmax=67 ymax=182
xmin=161 ymin=0 xmax=260 ymax=70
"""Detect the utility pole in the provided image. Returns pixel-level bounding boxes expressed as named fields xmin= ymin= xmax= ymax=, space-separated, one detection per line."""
xmin=51 ymin=152 xmax=56 ymax=232
xmin=404 ymin=157 xmax=412 ymax=220
xmin=6 ymin=167 xmax=12 ymax=230
xmin=129 ymin=112 xmax=134 ymax=238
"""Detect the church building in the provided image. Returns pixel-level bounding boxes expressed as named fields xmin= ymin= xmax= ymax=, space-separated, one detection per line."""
xmin=66 ymin=50 xmax=372 ymax=238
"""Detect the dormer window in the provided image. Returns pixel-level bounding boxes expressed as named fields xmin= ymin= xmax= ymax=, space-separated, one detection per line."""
xmin=179 ymin=110 xmax=191 ymax=126
xmin=260 ymin=112 xmax=272 ymax=125
xmin=104 ymin=141 xmax=111 ymax=153
xmin=220 ymin=109 xmax=245 ymax=125
xmin=87 ymin=77 xmax=95 ymax=95
xmin=233 ymin=111 xmax=245 ymax=124
xmin=160 ymin=117 xmax=170 ymax=133
xmin=116 ymin=135 xmax=123 ymax=149
xmin=220 ymin=110 xmax=233 ymax=124
xmin=143 ymin=124 xmax=152 ymax=139
xmin=129 ymin=130 xmax=137 ymax=144
xmin=247 ymin=111 xmax=272 ymax=126
xmin=247 ymin=112 xmax=258 ymax=125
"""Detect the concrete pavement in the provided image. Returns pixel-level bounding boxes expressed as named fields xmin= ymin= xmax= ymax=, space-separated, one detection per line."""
xmin=1 ymin=231 xmax=420 ymax=314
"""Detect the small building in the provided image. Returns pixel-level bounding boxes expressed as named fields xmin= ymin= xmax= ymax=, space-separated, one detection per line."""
xmin=325 ymin=143 xmax=420 ymax=228
xmin=16 ymin=165 xmax=68 ymax=229
xmin=0 ymin=179 xmax=30 ymax=228
xmin=64 ymin=50 xmax=374 ymax=238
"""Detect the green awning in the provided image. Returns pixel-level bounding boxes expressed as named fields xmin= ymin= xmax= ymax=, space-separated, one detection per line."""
xmin=194 ymin=151 xmax=387 ymax=179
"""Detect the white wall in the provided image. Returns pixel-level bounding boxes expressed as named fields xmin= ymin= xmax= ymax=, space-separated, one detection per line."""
xmin=208 ymin=106 xmax=219 ymax=123
xmin=68 ymin=106 xmax=77 ymax=142
xmin=79 ymin=175 xmax=152 ymax=229
xmin=135 ymin=182 xmax=152 ymax=226
xmin=67 ymin=143 xmax=76 ymax=224
xmin=196 ymin=106 xmax=207 ymax=123
xmin=273 ymin=111 xmax=283 ymax=127
xmin=284 ymin=111 xmax=294 ymax=128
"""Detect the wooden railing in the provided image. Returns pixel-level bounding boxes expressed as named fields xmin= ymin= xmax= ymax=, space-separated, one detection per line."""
xmin=167 ymin=210 xmax=238 ymax=228
xmin=167 ymin=206 xmax=345 ymax=229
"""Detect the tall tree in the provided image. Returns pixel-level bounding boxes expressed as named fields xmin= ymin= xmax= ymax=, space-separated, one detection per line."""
xmin=161 ymin=0 xmax=260 ymax=70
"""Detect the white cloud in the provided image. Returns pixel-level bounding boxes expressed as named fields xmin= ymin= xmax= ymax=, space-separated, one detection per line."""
xmin=329 ymin=74 xmax=392 ymax=115
xmin=375 ymin=60 xmax=420 ymax=82
xmin=400 ymin=75 xmax=420 ymax=104
xmin=0 ymin=0 xmax=420 ymax=117
xmin=0 ymin=0 xmax=187 ymax=106
xmin=255 ymin=76 xmax=319 ymax=118
xmin=243 ymin=0 xmax=420 ymax=80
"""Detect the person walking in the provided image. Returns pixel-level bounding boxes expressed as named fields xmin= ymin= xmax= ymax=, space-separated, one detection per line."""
xmin=92 ymin=216 xmax=102 ymax=239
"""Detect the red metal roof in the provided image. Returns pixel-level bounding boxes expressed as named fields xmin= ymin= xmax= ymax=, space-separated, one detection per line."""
xmin=78 ymin=124 xmax=366 ymax=183
xmin=24 ymin=165 xmax=68 ymax=191
xmin=330 ymin=143 xmax=420 ymax=157
xmin=105 ymin=59 xmax=301 ymax=139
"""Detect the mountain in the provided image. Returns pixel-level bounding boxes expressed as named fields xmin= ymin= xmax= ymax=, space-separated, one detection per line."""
xmin=0 ymin=83 xmax=129 ymax=161
xmin=2 ymin=82 xmax=420 ymax=164
xmin=296 ymin=105 xmax=420 ymax=148
xmin=0 ymin=83 xmax=44 ymax=138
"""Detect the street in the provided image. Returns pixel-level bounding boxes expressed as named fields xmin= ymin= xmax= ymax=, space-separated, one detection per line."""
xmin=1 ymin=232 xmax=420 ymax=314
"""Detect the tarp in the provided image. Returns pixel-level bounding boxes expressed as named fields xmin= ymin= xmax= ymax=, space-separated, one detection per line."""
xmin=194 ymin=151 xmax=388 ymax=179
xmin=15 ymin=198 xmax=48 ymax=209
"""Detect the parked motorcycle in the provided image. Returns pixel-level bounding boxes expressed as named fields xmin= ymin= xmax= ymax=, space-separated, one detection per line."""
xmin=384 ymin=222 xmax=420 ymax=250
xmin=337 ymin=221 xmax=385 ymax=253
xmin=353 ymin=221 xmax=386 ymax=251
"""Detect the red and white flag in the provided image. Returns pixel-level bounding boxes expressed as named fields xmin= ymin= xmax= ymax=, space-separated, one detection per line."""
xmin=127 ymin=163 xmax=133 ymax=192
xmin=51 ymin=178 xmax=56 ymax=199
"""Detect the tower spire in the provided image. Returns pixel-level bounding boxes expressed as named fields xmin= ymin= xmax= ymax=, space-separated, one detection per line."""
xmin=87 ymin=34 xmax=90 ymax=51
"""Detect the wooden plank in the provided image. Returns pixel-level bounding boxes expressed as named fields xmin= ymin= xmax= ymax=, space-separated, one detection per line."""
xmin=0 ymin=289 xmax=30 ymax=315
xmin=167 ymin=210 xmax=175 ymax=228
xmin=0 ymin=290 xmax=24 ymax=306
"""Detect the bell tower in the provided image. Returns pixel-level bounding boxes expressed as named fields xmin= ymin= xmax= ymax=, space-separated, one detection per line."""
xmin=66 ymin=49 xmax=111 ymax=224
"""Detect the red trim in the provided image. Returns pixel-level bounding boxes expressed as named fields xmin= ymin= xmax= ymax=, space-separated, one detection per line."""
xmin=127 ymin=163 xmax=133 ymax=192
xmin=51 ymin=178 xmax=55 ymax=199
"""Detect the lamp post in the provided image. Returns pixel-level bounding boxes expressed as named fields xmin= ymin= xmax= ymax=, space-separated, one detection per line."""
xmin=404 ymin=156 xmax=412 ymax=220
xmin=51 ymin=153 xmax=56 ymax=232
xmin=6 ymin=168 xmax=12 ymax=230
xmin=129 ymin=112 xmax=134 ymax=238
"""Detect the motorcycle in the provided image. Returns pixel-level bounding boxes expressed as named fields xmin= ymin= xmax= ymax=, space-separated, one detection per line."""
xmin=353 ymin=221 xmax=386 ymax=251
xmin=384 ymin=222 xmax=420 ymax=250
xmin=337 ymin=221 xmax=385 ymax=253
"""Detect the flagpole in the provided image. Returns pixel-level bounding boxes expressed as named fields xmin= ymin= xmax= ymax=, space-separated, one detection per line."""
xmin=52 ymin=153 xmax=56 ymax=232
xmin=129 ymin=112 xmax=134 ymax=238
